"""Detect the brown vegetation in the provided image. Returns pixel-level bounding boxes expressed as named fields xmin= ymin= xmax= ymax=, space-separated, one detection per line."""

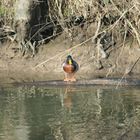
xmin=0 ymin=0 xmax=140 ymax=83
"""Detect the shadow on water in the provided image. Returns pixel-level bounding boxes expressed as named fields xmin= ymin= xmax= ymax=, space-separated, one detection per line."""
xmin=0 ymin=85 xmax=140 ymax=140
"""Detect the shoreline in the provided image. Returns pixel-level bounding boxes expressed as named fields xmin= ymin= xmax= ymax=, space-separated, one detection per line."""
xmin=0 ymin=39 xmax=140 ymax=86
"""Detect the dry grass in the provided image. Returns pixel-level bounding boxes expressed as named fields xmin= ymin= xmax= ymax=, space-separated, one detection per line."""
xmin=1 ymin=0 xmax=140 ymax=45
xmin=1 ymin=0 xmax=140 ymax=52
xmin=33 ymin=0 xmax=140 ymax=66
xmin=49 ymin=0 xmax=140 ymax=44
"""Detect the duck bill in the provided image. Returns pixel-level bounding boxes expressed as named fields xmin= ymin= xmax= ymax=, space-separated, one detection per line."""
xmin=68 ymin=59 xmax=72 ymax=65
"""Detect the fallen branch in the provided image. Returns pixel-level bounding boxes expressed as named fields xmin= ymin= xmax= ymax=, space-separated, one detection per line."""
xmin=14 ymin=78 xmax=140 ymax=86
xmin=34 ymin=36 xmax=93 ymax=69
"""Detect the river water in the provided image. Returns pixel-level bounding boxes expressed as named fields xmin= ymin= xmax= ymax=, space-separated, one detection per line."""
xmin=0 ymin=85 xmax=140 ymax=140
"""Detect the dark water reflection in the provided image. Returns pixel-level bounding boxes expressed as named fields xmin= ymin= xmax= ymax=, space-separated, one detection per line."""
xmin=0 ymin=86 xmax=140 ymax=140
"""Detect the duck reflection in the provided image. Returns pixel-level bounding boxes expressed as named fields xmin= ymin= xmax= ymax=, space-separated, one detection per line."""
xmin=60 ymin=86 xmax=75 ymax=113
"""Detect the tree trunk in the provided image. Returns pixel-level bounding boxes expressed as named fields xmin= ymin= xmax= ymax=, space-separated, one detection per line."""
xmin=14 ymin=0 xmax=52 ymax=55
xmin=14 ymin=0 xmax=32 ymax=43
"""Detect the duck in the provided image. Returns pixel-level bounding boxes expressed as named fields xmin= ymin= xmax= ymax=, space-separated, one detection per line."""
xmin=63 ymin=55 xmax=79 ymax=82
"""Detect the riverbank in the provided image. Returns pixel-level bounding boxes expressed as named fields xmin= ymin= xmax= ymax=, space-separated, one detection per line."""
xmin=0 ymin=35 xmax=140 ymax=84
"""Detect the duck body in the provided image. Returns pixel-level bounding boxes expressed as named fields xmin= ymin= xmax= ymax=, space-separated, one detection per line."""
xmin=63 ymin=55 xmax=79 ymax=81
xmin=63 ymin=60 xmax=78 ymax=73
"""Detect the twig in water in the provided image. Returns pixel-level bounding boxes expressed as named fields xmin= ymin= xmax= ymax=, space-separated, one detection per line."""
xmin=125 ymin=56 xmax=140 ymax=75
xmin=116 ymin=56 xmax=140 ymax=88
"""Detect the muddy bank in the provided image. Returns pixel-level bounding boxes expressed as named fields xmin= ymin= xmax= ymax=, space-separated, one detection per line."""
xmin=0 ymin=35 xmax=140 ymax=84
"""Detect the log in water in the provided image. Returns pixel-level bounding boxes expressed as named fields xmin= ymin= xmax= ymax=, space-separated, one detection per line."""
xmin=14 ymin=78 xmax=140 ymax=86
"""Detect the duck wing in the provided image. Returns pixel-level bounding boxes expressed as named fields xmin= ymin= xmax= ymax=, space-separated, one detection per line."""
xmin=73 ymin=60 xmax=79 ymax=73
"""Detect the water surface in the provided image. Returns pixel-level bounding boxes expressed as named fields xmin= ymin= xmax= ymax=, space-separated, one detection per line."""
xmin=0 ymin=85 xmax=140 ymax=140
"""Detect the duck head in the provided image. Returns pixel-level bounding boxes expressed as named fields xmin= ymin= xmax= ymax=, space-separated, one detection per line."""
xmin=66 ymin=55 xmax=73 ymax=65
